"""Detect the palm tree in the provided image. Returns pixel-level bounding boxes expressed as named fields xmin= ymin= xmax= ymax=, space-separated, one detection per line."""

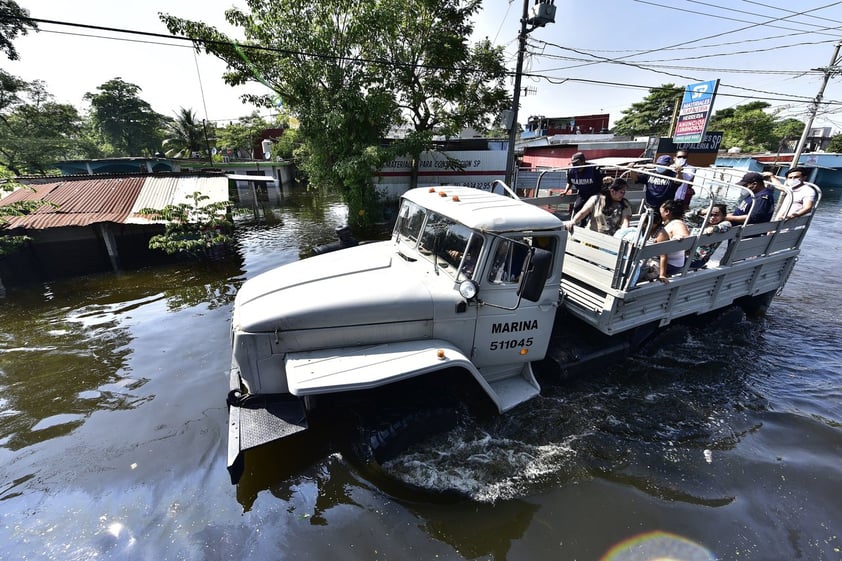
xmin=162 ymin=107 xmax=206 ymax=158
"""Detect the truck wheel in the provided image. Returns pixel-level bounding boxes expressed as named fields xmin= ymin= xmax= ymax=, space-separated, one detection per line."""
xmin=342 ymin=406 xmax=471 ymax=502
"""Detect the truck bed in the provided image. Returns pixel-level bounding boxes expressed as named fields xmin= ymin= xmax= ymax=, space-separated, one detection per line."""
xmin=558 ymin=214 xmax=811 ymax=335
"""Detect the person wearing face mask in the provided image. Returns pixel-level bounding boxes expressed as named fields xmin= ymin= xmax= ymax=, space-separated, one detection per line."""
xmin=563 ymin=152 xmax=603 ymax=226
xmin=673 ymin=150 xmax=696 ymax=208
xmin=764 ymin=167 xmax=816 ymax=220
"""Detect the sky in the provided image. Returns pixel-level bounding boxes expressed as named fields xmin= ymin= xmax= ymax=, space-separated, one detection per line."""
xmin=6 ymin=0 xmax=842 ymax=132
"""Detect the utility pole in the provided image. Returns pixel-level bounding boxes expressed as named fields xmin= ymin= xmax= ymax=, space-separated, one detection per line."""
xmin=504 ymin=0 xmax=556 ymax=187
xmin=790 ymin=41 xmax=842 ymax=168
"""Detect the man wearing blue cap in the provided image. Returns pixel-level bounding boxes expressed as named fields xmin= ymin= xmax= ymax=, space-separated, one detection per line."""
xmin=726 ymin=171 xmax=776 ymax=224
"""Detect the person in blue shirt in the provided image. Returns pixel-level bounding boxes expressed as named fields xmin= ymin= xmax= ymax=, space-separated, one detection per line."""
xmin=726 ymin=171 xmax=776 ymax=225
xmin=640 ymin=154 xmax=679 ymax=210
xmin=563 ymin=152 xmax=603 ymax=225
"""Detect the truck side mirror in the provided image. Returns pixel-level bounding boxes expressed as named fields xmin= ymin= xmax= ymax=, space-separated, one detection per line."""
xmin=518 ymin=248 xmax=552 ymax=302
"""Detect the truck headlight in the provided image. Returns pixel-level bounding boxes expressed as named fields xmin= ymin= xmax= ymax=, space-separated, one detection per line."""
xmin=458 ymin=280 xmax=478 ymax=300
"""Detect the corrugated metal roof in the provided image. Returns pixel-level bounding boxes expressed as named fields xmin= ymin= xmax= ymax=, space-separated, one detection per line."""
xmin=0 ymin=174 xmax=231 ymax=230
xmin=126 ymin=176 xmax=230 ymax=224
xmin=0 ymin=176 xmax=146 ymax=230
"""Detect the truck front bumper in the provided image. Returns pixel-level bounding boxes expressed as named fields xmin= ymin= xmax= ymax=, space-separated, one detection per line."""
xmin=227 ymin=367 xmax=308 ymax=484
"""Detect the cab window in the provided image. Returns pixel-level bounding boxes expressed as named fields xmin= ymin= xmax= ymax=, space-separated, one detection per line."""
xmin=488 ymin=235 xmax=556 ymax=284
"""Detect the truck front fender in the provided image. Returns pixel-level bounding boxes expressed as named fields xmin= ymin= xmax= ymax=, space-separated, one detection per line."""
xmin=285 ymin=339 xmax=499 ymax=406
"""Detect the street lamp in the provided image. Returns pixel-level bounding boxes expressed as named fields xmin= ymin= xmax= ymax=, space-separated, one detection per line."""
xmin=505 ymin=0 xmax=556 ymax=188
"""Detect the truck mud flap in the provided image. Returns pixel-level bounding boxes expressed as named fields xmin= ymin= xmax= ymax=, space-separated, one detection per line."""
xmin=227 ymin=369 xmax=307 ymax=484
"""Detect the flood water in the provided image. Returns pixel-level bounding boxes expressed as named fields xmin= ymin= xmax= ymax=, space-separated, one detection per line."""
xmin=1 ymin=186 xmax=841 ymax=561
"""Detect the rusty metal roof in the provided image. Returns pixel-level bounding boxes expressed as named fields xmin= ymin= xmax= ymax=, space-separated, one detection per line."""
xmin=0 ymin=174 xmax=230 ymax=230
xmin=0 ymin=176 xmax=146 ymax=230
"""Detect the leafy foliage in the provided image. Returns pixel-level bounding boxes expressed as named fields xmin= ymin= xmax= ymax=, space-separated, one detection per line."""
xmin=162 ymin=107 xmax=207 ymax=158
xmin=0 ymin=81 xmax=85 ymax=174
xmin=709 ymin=101 xmax=778 ymax=153
xmin=215 ymin=111 xmax=276 ymax=159
xmin=772 ymin=118 xmax=807 ymax=152
xmin=826 ymin=134 xmax=842 ymax=153
xmin=0 ymin=164 xmax=39 ymax=254
xmin=84 ymin=78 xmax=167 ymax=156
xmin=0 ymin=0 xmax=35 ymax=61
xmin=160 ymin=0 xmax=509 ymax=226
xmin=612 ymin=84 xmax=683 ymax=137
xmin=138 ymin=192 xmax=234 ymax=259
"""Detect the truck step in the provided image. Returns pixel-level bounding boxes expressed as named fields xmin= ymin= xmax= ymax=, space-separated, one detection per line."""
xmin=486 ymin=364 xmax=541 ymax=412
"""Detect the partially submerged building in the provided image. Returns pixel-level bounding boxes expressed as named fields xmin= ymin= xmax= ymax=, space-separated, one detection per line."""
xmin=0 ymin=172 xmax=231 ymax=286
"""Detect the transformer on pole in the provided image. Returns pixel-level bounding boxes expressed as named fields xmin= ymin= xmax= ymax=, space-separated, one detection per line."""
xmin=505 ymin=1 xmax=556 ymax=187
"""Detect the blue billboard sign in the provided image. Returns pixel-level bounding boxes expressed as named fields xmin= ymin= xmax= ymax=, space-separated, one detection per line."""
xmin=673 ymin=79 xmax=719 ymax=144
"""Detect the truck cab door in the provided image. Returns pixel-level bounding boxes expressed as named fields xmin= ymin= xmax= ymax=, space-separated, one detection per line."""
xmin=471 ymin=235 xmax=559 ymax=368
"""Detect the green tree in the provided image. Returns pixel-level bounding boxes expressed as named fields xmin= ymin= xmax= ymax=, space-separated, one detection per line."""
xmin=0 ymin=68 xmax=26 ymax=112
xmin=160 ymin=0 xmax=508 ymax=226
xmin=83 ymin=78 xmax=167 ymax=156
xmin=273 ymin=126 xmax=299 ymax=160
xmin=772 ymin=117 xmax=806 ymax=152
xmin=0 ymin=0 xmax=35 ymax=61
xmin=709 ymin=101 xmax=777 ymax=152
xmin=0 ymin=80 xmax=84 ymax=174
xmin=826 ymin=133 xmax=842 ymax=153
xmin=612 ymin=84 xmax=683 ymax=137
xmin=372 ymin=1 xmax=509 ymax=184
xmin=215 ymin=111 xmax=274 ymax=159
xmin=138 ymin=192 xmax=234 ymax=260
xmin=162 ymin=107 xmax=206 ymax=158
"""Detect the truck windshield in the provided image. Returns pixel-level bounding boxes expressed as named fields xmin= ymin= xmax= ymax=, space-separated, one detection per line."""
xmin=394 ymin=200 xmax=481 ymax=277
xmin=419 ymin=212 xmax=475 ymax=274
xmin=395 ymin=200 xmax=426 ymax=243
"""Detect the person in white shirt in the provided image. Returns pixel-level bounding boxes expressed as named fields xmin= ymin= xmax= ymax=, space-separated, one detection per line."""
xmin=764 ymin=167 xmax=816 ymax=220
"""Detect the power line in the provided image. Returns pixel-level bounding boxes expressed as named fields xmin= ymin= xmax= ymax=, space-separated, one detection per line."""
xmin=525 ymin=39 xmax=826 ymax=103
xmin=604 ymin=1 xmax=842 ymax=67
xmin=519 ymin=71 xmax=842 ymax=106
xmin=530 ymin=39 xmax=829 ymax=73
xmin=740 ymin=0 xmax=842 ymax=26
xmin=645 ymin=0 xmax=842 ymax=37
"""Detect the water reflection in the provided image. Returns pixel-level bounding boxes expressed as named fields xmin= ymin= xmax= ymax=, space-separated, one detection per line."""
xmin=414 ymin=499 xmax=538 ymax=561
xmin=0 ymin=293 xmax=135 ymax=450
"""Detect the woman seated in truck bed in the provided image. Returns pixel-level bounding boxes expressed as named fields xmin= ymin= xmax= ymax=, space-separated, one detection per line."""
xmin=686 ymin=203 xmax=732 ymax=269
xmin=651 ymin=199 xmax=691 ymax=282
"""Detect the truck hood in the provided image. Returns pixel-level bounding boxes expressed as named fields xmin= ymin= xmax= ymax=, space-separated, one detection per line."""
xmin=234 ymin=241 xmax=434 ymax=333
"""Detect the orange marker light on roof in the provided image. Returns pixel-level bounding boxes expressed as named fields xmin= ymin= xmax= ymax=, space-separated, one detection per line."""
xmin=452 ymin=195 xmax=460 ymax=202
xmin=439 ymin=191 xmax=447 ymax=197
xmin=437 ymin=349 xmax=446 ymax=360
xmin=428 ymin=187 xmax=436 ymax=192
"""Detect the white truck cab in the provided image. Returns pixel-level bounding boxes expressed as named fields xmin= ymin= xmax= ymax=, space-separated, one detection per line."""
xmin=228 ymin=186 xmax=567 ymax=480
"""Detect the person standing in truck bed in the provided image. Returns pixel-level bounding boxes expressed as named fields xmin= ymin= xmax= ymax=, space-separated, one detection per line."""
xmin=640 ymin=155 xmax=680 ymax=210
xmin=563 ymin=152 xmax=603 ymax=226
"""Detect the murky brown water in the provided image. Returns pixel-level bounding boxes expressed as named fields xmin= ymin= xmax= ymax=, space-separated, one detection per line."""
xmin=1 ymin=187 xmax=841 ymax=560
